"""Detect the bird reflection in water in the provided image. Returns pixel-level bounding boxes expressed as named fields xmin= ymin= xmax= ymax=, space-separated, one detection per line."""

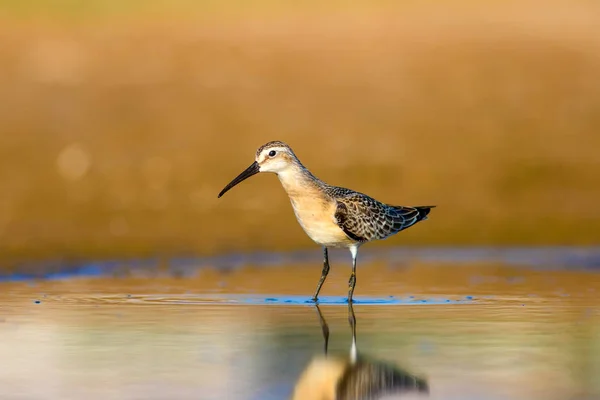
xmin=291 ymin=303 xmax=429 ymax=400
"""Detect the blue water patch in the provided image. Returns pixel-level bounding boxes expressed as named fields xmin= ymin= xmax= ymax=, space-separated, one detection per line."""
xmin=189 ymin=294 xmax=478 ymax=306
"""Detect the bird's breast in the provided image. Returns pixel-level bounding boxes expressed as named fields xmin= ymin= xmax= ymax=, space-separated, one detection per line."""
xmin=286 ymin=191 xmax=354 ymax=248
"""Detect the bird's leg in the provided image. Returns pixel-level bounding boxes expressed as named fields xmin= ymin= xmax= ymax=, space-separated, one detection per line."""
xmin=347 ymin=246 xmax=358 ymax=303
xmin=314 ymin=304 xmax=330 ymax=356
xmin=311 ymin=247 xmax=330 ymax=302
xmin=348 ymin=301 xmax=357 ymax=363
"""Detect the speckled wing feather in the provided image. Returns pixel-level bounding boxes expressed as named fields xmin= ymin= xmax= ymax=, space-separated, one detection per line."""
xmin=329 ymin=187 xmax=433 ymax=243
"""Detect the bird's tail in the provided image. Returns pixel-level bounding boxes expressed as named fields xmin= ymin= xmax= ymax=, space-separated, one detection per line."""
xmin=414 ymin=205 xmax=436 ymax=221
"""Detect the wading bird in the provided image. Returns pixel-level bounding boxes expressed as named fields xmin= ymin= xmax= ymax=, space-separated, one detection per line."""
xmin=217 ymin=141 xmax=435 ymax=303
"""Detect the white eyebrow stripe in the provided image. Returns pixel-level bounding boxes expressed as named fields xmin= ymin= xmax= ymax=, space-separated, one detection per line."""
xmin=265 ymin=147 xmax=288 ymax=154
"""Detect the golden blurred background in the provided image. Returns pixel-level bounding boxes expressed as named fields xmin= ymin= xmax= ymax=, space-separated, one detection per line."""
xmin=1 ymin=0 xmax=599 ymax=262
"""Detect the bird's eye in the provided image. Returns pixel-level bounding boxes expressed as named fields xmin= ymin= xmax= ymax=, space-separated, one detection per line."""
xmin=268 ymin=150 xmax=277 ymax=157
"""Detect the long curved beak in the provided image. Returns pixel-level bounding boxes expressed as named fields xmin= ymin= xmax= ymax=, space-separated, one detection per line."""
xmin=217 ymin=161 xmax=260 ymax=198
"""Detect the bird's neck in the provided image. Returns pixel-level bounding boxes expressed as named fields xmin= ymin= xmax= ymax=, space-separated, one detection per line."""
xmin=277 ymin=163 xmax=325 ymax=198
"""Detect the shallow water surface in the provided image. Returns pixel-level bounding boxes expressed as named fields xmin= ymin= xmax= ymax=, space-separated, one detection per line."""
xmin=1 ymin=249 xmax=599 ymax=400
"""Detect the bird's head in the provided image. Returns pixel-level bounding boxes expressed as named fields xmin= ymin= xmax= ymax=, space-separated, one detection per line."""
xmin=217 ymin=141 xmax=299 ymax=198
